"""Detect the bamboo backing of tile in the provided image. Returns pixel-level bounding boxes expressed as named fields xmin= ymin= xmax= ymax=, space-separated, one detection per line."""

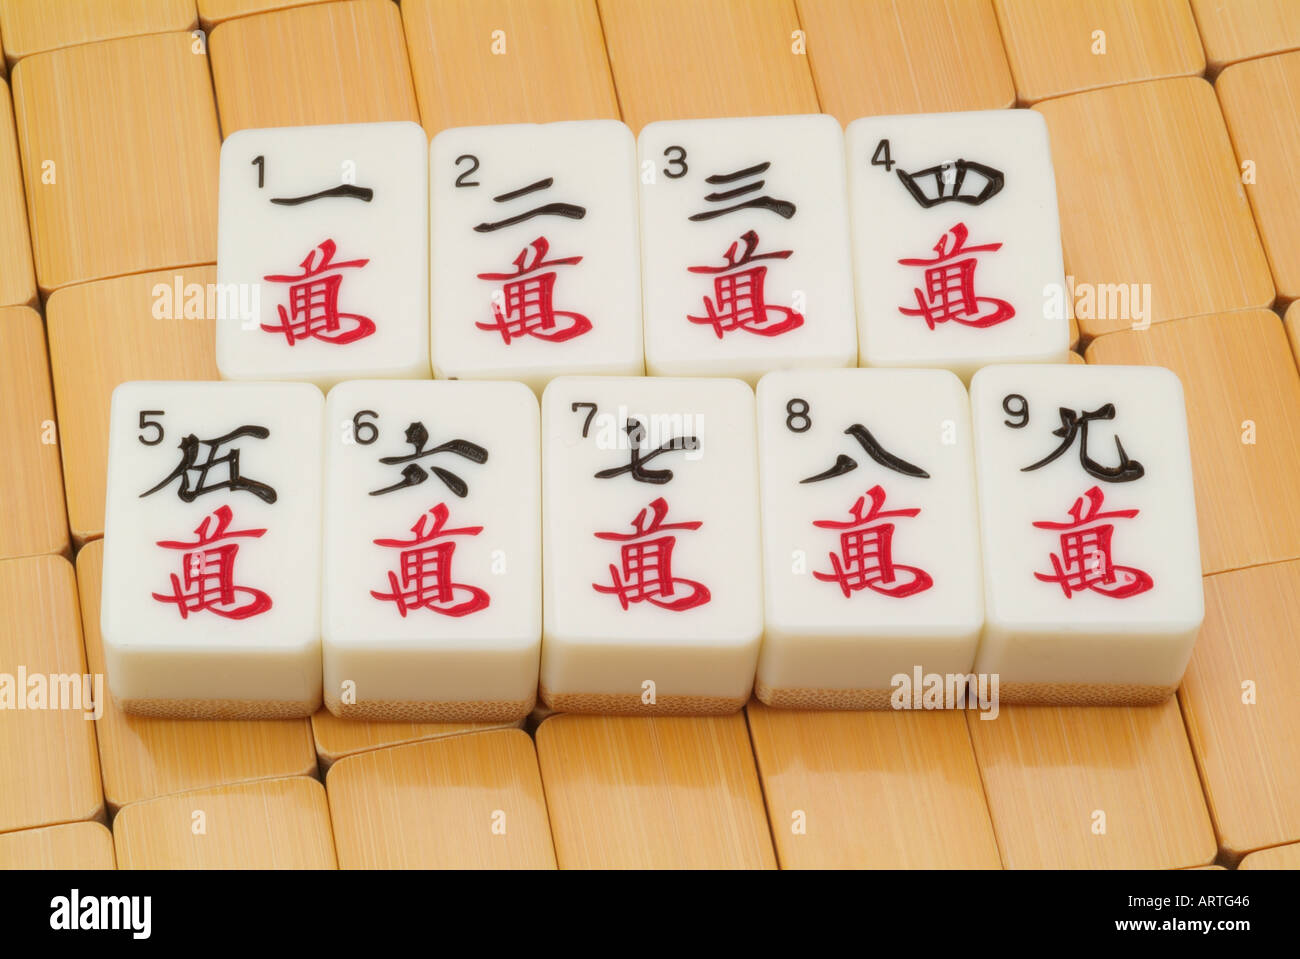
xmin=1238 ymin=841 xmax=1300 ymax=869
xmin=113 ymin=776 xmax=337 ymax=869
xmin=966 ymin=699 xmax=1216 ymax=868
xmin=0 ymin=821 xmax=115 ymax=869
xmin=402 ymin=0 xmax=619 ymax=137
xmin=747 ymin=703 xmax=1001 ymax=868
xmin=536 ymin=712 xmax=776 ymax=868
xmin=327 ymin=729 xmax=556 ymax=868
xmin=0 ymin=305 xmax=68 ymax=560
xmin=1189 ymin=0 xmax=1300 ymax=72
xmin=995 ymin=0 xmax=1203 ymax=103
xmin=209 ymin=0 xmax=419 ymax=134
xmin=0 ymin=0 xmax=196 ymax=63
xmin=0 ymin=77 xmax=33 ymax=307
xmin=10 ymin=31 xmax=220 ymax=292
xmin=797 ymin=0 xmax=1014 ymax=122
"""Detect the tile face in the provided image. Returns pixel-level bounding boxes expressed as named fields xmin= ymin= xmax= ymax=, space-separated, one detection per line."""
xmin=101 ymin=381 xmax=324 ymax=719
xmin=217 ymin=122 xmax=428 ymax=389
xmin=430 ymin=121 xmax=643 ymax=392
xmin=322 ymin=380 xmax=540 ymax=722
xmin=970 ymin=364 xmax=1203 ymax=704
xmin=540 ymin=377 xmax=761 ymax=713
xmin=638 ymin=115 xmax=856 ymax=382
xmin=754 ymin=369 xmax=982 ymax=708
xmin=847 ymin=110 xmax=1069 ymax=380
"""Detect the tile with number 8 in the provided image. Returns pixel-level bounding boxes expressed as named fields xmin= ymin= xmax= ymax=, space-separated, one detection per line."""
xmin=322 ymin=380 xmax=540 ymax=722
xmin=755 ymin=368 xmax=983 ymax=708
xmin=101 ymin=381 xmax=324 ymax=719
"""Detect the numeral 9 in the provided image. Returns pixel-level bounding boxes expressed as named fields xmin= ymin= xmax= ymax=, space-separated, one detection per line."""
xmin=1002 ymin=393 xmax=1029 ymax=428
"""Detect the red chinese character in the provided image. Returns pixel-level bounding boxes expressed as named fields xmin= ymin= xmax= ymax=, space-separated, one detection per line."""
xmin=812 ymin=485 xmax=933 ymax=598
xmin=1033 ymin=486 xmax=1153 ymax=598
xmin=370 ymin=504 xmax=490 ymax=617
xmin=262 ymin=238 xmax=375 ymax=345
xmin=592 ymin=497 xmax=711 ymax=611
xmin=687 ymin=229 xmax=803 ymax=338
xmin=152 ymin=504 xmax=271 ymax=619
xmin=476 ymin=236 xmax=591 ymax=344
xmin=898 ymin=222 xmax=1014 ymax=329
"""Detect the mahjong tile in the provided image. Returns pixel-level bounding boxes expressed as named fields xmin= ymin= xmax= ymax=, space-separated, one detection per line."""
xmin=847 ymin=110 xmax=1069 ymax=380
xmin=755 ymin=368 xmax=983 ymax=708
xmin=540 ymin=376 xmax=761 ymax=714
xmin=216 ymin=121 xmax=429 ymax=389
xmin=638 ymin=114 xmax=857 ymax=382
xmin=322 ymin=379 xmax=540 ymax=723
xmin=969 ymin=363 xmax=1203 ymax=705
xmin=100 ymin=381 xmax=324 ymax=719
xmin=430 ymin=121 xmax=643 ymax=393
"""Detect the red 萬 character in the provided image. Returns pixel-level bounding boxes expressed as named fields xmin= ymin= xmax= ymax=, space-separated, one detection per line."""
xmin=152 ymin=504 xmax=271 ymax=619
xmin=370 ymin=504 xmax=490 ymax=617
xmin=592 ymin=497 xmax=711 ymax=611
xmin=262 ymin=238 xmax=375 ymax=345
xmin=687 ymin=229 xmax=803 ymax=338
xmin=813 ymin=485 xmax=932 ymax=598
xmin=476 ymin=236 xmax=591 ymax=344
xmin=1033 ymin=485 xmax=1153 ymax=598
xmin=898 ymin=222 xmax=1014 ymax=329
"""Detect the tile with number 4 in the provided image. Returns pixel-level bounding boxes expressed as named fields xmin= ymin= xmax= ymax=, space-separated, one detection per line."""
xmin=970 ymin=364 xmax=1202 ymax=705
xmin=638 ymin=115 xmax=857 ymax=382
xmin=217 ymin=121 xmax=429 ymax=389
xmin=847 ymin=111 xmax=1069 ymax=380
xmin=101 ymin=381 xmax=324 ymax=719
xmin=322 ymin=380 xmax=540 ymax=723
xmin=755 ymin=369 xmax=983 ymax=708
xmin=541 ymin=377 xmax=761 ymax=714
xmin=430 ymin=121 xmax=643 ymax=393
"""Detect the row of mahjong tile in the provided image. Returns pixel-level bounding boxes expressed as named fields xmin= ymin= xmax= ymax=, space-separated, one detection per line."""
xmin=101 ymin=363 xmax=1200 ymax=722
xmin=216 ymin=112 xmax=1067 ymax=393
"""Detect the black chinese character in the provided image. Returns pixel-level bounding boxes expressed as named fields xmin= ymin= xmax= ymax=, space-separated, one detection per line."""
xmin=1022 ymin=404 xmax=1145 ymax=483
xmin=270 ymin=184 xmax=374 ymax=205
xmin=800 ymin=424 xmax=929 ymax=483
xmin=370 ymin=422 xmax=489 ymax=497
xmin=141 ymin=426 xmax=277 ymax=503
xmin=594 ymin=419 xmax=699 ymax=485
xmin=473 ymin=177 xmax=586 ymax=232
xmin=689 ymin=162 xmax=796 ymax=221
xmin=896 ymin=158 xmax=1004 ymax=209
